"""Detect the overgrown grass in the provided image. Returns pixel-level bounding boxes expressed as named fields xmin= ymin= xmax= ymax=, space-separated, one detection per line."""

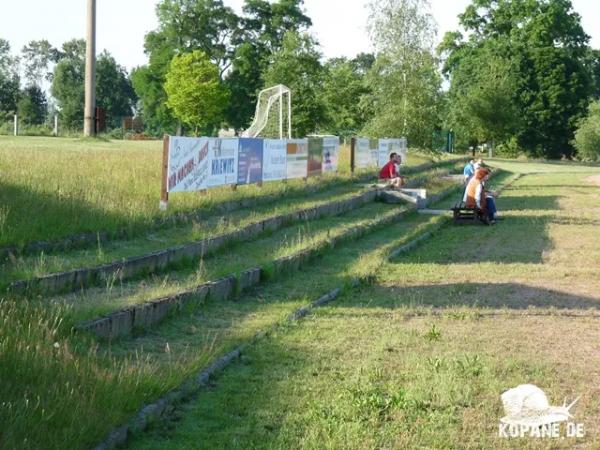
xmin=0 ymin=207 xmax=445 ymax=449
xmin=0 ymin=136 xmax=451 ymax=247
xmin=0 ymin=164 xmax=459 ymax=288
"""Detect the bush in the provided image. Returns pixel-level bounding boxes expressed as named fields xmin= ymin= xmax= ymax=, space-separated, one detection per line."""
xmin=573 ymin=101 xmax=600 ymax=162
xmin=494 ymin=137 xmax=522 ymax=158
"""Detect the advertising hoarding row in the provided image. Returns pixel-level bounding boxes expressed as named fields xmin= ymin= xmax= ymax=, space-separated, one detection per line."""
xmin=167 ymin=136 xmax=339 ymax=193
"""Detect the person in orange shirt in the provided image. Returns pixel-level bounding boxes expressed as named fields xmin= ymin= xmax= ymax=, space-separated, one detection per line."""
xmin=464 ymin=167 xmax=499 ymax=223
xmin=379 ymin=152 xmax=405 ymax=188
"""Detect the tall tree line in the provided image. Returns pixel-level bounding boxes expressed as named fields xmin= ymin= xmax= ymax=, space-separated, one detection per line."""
xmin=0 ymin=38 xmax=137 ymax=131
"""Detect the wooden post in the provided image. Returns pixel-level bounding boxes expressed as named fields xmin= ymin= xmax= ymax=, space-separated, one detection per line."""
xmin=350 ymin=137 xmax=356 ymax=175
xmin=160 ymin=135 xmax=169 ymax=211
xmin=13 ymin=114 xmax=17 ymax=136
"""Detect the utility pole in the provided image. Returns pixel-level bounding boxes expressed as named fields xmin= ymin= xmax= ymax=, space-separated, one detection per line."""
xmin=83 ymin=0 xmax=96 ymax=137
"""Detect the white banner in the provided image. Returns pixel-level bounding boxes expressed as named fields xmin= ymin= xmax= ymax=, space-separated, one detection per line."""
xmin=286 ymin=139 xmax=308 ymax=179
xmin=322 ymin=137 xmax=340 ymax=173
xmin=356 ymin=138 xmax=379 ymax=169
xmin=167 ymin=136 xmax=211 ymax=193
xmin=378 ymin=138 xmax=408 ymax=167
xmin=262 ymin=139 xmax=287 ymax=182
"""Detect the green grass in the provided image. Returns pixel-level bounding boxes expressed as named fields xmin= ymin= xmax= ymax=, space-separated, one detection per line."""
xmin=7 ymin=151 xmax=597 ymax=450
xmin=0 ymin=205 xmax=445 ymax=449
xmin=0 ymin=136 xmax=453 ymax=248
xmin=124 ymin=169 xmax=600 ymax=449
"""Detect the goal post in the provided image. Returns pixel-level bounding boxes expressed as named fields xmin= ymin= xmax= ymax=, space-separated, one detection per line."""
xmin=242 ymin=85 xmax=292 ymax=139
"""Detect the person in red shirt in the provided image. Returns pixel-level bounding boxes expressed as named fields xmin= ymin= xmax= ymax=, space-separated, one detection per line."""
xmin=379 ymin=152 xmax=405 ymax=188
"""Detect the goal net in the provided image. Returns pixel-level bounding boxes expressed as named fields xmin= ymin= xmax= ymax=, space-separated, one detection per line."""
xmin=242 ymin=85 xmax=292 ymax=139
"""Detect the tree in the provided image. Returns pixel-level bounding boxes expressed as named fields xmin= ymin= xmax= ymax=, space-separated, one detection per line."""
xmin=224 ymin=0 xmax=312 ymax=131
xmin=443 ymin=46 xmax=519 ymax=148
xmin=50 ymin=39 xmax=85 ymax=130
xmin=21 ymin=40 xmax=60 ymax=86
xmin=18 ymin=85 xmax=47 ymax=125
xmin=262 ymin=31 xmax=327 ymax=137
xmin=363 ymin=0 xmax=442 ymax=147
xmin=321 ymin=56 xmax=374 ymax=137
xmin=573 ymin=101 xmax=600 ymax=161
xmin=0 ymin=39 xmax=20 ymax=116
xmin=132 ymin=0 xmax=238 ymax=134
xmin=164 ymin=50 xmax=229 ymax=135
xmin=96 ymin=51 xmax=136 ymax=128
xmin=440 ymin=0 xmax=593 ymax=158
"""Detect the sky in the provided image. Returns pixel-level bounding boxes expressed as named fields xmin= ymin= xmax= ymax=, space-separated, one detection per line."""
xmin=0 ymin=0 xmax=599 ymax=72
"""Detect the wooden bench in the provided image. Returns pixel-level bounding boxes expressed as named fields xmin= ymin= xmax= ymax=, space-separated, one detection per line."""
xmin=451 ymin=201 xmax=490 ymax=225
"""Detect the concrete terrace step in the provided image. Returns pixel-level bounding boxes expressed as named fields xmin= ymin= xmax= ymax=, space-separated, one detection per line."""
xmin=8 ymin=189 xmax=379 ymax=296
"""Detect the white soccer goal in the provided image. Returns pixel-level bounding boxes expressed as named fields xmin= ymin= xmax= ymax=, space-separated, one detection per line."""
xmin=242 ymin=84 xmax=292 ymax=139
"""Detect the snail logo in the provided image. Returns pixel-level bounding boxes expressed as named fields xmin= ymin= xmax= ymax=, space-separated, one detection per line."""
xmin=498 ymin=384 xmax=584 ymax=438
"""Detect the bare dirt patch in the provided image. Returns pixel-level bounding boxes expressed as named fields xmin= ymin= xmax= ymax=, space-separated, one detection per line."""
xmin=585 ymin=175 xmax=600 ymax=186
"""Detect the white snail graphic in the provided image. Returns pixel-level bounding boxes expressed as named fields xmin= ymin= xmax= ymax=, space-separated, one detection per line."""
xmin=500 ymin=384 xmax=581 ymax=427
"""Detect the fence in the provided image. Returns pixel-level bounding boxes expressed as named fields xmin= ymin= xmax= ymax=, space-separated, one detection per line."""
xmin=0 ymin=114 xmax=61 ymax=137
xmin=160 ymin=135 xmax=408 ymax=210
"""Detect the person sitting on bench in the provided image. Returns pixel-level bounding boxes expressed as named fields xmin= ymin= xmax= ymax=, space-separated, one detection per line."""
xmin=464 ymin=168 xmax=499 ymax=223
xmin=379 ymin=152 xmax=405 ymax=188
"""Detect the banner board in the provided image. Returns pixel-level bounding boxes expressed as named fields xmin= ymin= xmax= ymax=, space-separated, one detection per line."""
xmin=262 ymin=139 xmax=287 ymax=182
xmin=286 ymin=139 xmax=308 ymax=179
xmin=322 ymin=137 xmax=340 ymax=173
xmin=167 ymin=136 xmax=211 ymax=193
xmin=207 ymin=138 xmax=238 ymax=187
xmin=356 ymin=138 xmax=380 ymax=169
xmin=237 ymin=138 xmax=264 ymax=185
xmin=378 ymin=138 xmax=407 ymax=168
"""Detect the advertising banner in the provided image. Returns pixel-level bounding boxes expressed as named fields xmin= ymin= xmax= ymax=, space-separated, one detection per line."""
xmin=322 ymin=137 xmax=340 ymax=173
xmin=286 ymin=139 xmax=308 ymax=179
xmin=262 ymin=139 xmax=287 ymax=182
xmin=307 ymin=137 xmax=323 ymax=177
xmin=167 ymin=136 xmax=211 ymax=193
xmin=207 ymin=138 xmax=239 ymax=187
xmin=237 ymin=138 xmax=264 ymax=185
xmin=356 ymin=138 xmax=380 ymax=169
xmin=378 ymin=138 xmax=407 ymax=168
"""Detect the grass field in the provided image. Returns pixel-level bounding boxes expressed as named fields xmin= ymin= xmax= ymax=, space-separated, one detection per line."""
xmin=2 ymin=139 xmax=600 ymax=449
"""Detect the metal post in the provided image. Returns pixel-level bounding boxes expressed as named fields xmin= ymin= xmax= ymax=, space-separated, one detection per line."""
xmin=287 ymin=90 xmax=292 ymax=139
xmin=13 ymin=114 xmax=17 ymax=136
xmin=160 ymin=135 xmax=170 ymax=211
xmin=279 ymin=85 xmax=283 ymax=139
xmin=84 ymin=0 xmax=96 ymax=137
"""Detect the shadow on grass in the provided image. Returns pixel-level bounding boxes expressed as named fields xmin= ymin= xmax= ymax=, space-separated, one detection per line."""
xmin=348 ymin=282 xmax=600 ymax=311
xmin=0 ymin=181 xmax=132 ymax=248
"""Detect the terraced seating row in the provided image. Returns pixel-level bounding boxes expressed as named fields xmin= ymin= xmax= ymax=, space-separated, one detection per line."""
xmin=74 ymin=179 xmax=467 ymax=340
xmin=5 ymin=164 xmax=462 ymax=296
